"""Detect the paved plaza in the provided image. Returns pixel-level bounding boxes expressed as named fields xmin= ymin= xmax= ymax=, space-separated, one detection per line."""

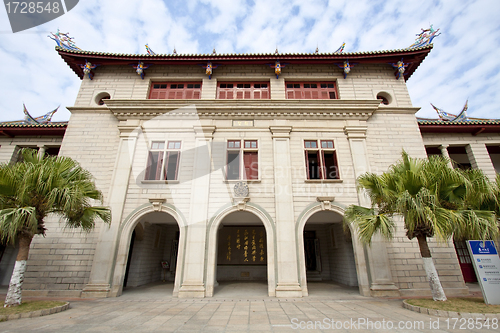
xmin=0 ymin=282 xmax=495 ymax=332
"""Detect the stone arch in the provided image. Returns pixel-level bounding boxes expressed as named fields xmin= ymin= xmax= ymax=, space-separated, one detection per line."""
xmin=109 ymin=202 xmax=187 ymax=297
xmin=205 ymin=202 xmax=277 ymax=297
xmin=295 ymin=201 xmax=370 ymax=296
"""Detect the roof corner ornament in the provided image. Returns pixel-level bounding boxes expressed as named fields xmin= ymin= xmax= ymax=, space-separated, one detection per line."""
xmin=80 ymin=60 xmax=99 ymax=80
xmin=145 ymin=44 xmax=156 ymax=55
xmin=334 ymin=42 xmax=345 ymax=53
xmin=390 ymin=58 xmax=409 ymax=80
xmin=132 ymin=61 xmax=151 ymax=79
xmin=48 ymin=29 xmax=81 ymax=51
xmin=409 ymin=25 xmax=441 ymax=49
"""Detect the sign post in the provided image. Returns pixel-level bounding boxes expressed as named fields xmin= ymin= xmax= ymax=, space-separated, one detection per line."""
xmin=467 ymin=240 xmax=500 ymax=305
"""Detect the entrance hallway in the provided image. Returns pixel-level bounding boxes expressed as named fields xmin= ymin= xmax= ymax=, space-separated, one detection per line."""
xmin=120 ymin=281 xmax=363 ymax=301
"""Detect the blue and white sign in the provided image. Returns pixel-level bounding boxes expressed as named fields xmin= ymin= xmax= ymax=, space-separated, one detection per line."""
xmin=467 ymin=240 xmax=500 ymax=305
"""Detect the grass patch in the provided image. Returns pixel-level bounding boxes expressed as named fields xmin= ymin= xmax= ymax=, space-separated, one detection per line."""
xmin=0 ymin=301 xmax=67 ymax=315
xmin=407 ymin=298 xmax=500 ymax=314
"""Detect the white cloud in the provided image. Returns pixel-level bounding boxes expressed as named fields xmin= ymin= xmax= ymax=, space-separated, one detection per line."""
xmin=0 ymin=0 xmax=499 ymax=122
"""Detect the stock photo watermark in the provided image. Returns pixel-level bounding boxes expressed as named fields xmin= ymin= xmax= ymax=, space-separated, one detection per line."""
xmin=3 ymin=0 xmax=79 ymax=32
xmin=277 ymin=317 xmax=499 ymax=330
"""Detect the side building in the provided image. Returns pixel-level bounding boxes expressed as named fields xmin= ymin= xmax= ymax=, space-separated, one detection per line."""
xmin=1 ymin=42 xmax=497 ymax=298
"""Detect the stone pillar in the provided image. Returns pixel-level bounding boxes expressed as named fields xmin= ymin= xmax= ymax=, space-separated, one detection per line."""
xmin=270 ymin=126 xmax=303 ymax=297
xmin=177 ymin=126 xmax=215 ymax=298
xmin=439 ymin=144 xmax=454 ymax=169
xmin=37 ymin=145 xmax=46 ymax=159
xmin=344 ymin=125 xmax=399 ymax=297
xmin=82 ymin=121 xmax=139 ymax=297
xmin=466 ymin=144 xmax=497 ymax=180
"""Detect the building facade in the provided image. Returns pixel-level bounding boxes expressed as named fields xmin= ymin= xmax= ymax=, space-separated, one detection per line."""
xmin=1 ymin=41 xmax=498 ymax=299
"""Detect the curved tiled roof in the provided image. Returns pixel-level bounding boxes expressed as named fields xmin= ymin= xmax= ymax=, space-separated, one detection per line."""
xmin=55 ymin=45 xmax=433 ymax=58
xmin=56 ymin=44 xmax=433 ymax=80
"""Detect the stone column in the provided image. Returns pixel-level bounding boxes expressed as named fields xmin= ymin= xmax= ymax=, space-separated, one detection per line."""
xmin=37 ymin=145 xmax=46 ymax=159
xmin=177 ymin=126 xmax=215 ymax=298
xmin=270 ymin=126 xmax=303 ymax=297
xmin=466 ymin=143 xmax=497 ymax=180
xmin=439 ymin=144 xmax=454 ymax=169
xmin=344 ymin=125 xmax=399 ymax=297
xmin=82 ymin=121 xmax=139 ymax=297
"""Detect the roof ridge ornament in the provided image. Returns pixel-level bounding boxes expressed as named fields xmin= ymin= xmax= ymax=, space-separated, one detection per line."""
xmin=145 ymin=44 xmax=156 ymax=55
xmin=409 ymin=25 xmax=441 ymax=48
xmin=431 ymin=100 xmax=471 ymax=122
xmin=48 ymin=29 xmax=81 ymax=51
xmin=334 ymin=42 xmax=345 ymax=53
xmin=13 ymin=104 xmax=60 ymax=125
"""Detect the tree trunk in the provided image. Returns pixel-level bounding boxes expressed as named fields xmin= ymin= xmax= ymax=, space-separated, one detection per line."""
xmin=416 ymin=234 xmax=447 ymax=301
xmin=4 ymin=234 xmax=32 ymax=307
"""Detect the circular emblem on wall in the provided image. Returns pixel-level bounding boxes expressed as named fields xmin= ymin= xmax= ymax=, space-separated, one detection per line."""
xmin=234 ymin=182 xmax=249 ymax=197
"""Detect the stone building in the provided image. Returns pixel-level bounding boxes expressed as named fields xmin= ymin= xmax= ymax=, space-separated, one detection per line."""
xmin=1 ymin=40 xmax=499 ymax=299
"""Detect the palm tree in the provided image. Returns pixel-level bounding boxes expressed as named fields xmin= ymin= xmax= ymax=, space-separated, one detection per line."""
xmin=0 ymin=148 xmax=111 ymax=307
xmin=345 ymin=151 xmax=499 ymax=301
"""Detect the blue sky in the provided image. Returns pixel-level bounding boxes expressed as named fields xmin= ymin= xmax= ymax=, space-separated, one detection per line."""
xmin=0 ymin=0 xmax=499 ymax=122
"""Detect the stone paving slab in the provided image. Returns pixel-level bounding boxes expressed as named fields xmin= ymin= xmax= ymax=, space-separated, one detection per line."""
xmin=0 ymin=296 xmax=498 ymax=332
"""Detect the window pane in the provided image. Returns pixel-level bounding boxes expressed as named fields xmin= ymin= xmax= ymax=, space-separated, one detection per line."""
xmin=167 ymin=141 xmax=181 ymax=149
xmin=328 ymin=83 xmax=334 ymax=88
xmin=227 ymin=84 xmax=233 ymax=88
xmin=244 ymin=140 xmax=257 ymax=148
xmin=235 ymin=141 xmax=241 ymax=148
xmin=320 ymin=83 xmax=327 ymax=88
xmin=261 ymin=84 xmax=267 ymax=88
xmin=145 ymin=151 xmax=163 ymax=180
xmin=305 ymin=140 xmax=318 ymax=148
xmin=304 ymin=84 xmax=310 ymax=88
xmin=294 ymin=84 xmax=300 ymax=88
xmin=187 ymin=84 xmax=194 ymax=88
xmin=171 ymin=84 xmax=177 ymax=89
xmin=244 ymin=152 xmax=258 ymax=180
xmin=287 ymin=84 xmax=293 ymax=88
xmin=311 ymin=84 xmax=317 ymax=88
xmin=321 ymin=141 xmax=333 ymax=149
xmin=237 ymin=84 xmax=244 ymax=88
xmin=153 ymin=84 xmax=160 ymax=89
xmin=177 ymin=84 xmax=184 ymax=89
xmin=323 ymin=152 xmax=339 ymax=179
xmin=244 ymin=84 xmax=250 ymax=88
xmin=307 ymin=152 xmax=321 ymax=179
xmin=194 ymin=84 xmax=201 ymax=88
xmin=254 ymin=84 xmax=260 ymax=88
xmin=160 ymin=84 xmax=167 ymax=89
xmin=228 ymin=141 xmax=234 ymax=148
xmin=227 ymin=152 xmax=240 ymax=180
xmin=165 ymin=152 xmax=179 ymax=180
xmin=152 ymin=141 xmax=165 ymax=149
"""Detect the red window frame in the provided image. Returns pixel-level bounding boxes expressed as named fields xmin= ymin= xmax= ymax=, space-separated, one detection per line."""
xmin=217 ymin=82 xmax=270 ymax=99
xmin=304 ymin=140 xmax=339 ymax=180
xmin=149 ymin=82 xmax=202 ymax=99
xmin=226 ymin=140 xmax=259 ymax=180
xmin=286 ymin=82 xmax=338 ymax=100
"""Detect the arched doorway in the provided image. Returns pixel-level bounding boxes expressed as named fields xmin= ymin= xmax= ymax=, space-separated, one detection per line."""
xmin=123 ymin=212 xmax=180 ymax=294
xmin=110 ymin=203 xmax=186 ymax=297
xmin=205 ymin=204 xmax=276 ymax=297
xmin=297 ymin=203 xmax=367 ymax=296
